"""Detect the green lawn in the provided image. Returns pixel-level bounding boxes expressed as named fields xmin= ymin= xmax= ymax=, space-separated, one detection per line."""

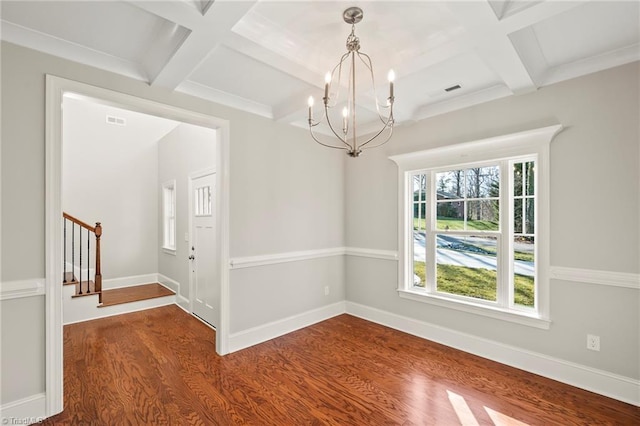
xmin=413 ymin=262 xmax=534 ymax=307
xmin=413 ymin=217 xmax=498 ymax=231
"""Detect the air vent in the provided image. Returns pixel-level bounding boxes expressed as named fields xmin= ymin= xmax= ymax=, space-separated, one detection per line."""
xmin=106 ymin=115 xmax=126 ymax=126
xmin=444 ymin=84 xmax=462 ymax=92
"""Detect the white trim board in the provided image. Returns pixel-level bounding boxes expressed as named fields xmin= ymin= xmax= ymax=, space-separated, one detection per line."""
xmin=0 ymin=279 xmax=45 ymax=301
xmin=550 ymin=267 xmax=639 ymax=290
xmin=229 ymin=247 xmax=397 ymax=269
xmin=228 ymin=246 xmax=637 ymax=292
xmin=345 ymin=301 xmax=640 ymax=406
xmin=102 ymin=273 xmax=160 ymax=290
xmin=229 ymin=247 xmax=345 ymax=269
xmin=228 ymin=301 xmax=346 ymax=353
xmin=0 ymin=393 xmax=47 ymax=424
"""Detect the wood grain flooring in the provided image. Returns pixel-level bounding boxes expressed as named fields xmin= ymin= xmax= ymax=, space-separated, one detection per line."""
xmin=43 ymin=305 xmax=639 ymax=425
xmin=99 ymin=283 xmax=174 ymax=307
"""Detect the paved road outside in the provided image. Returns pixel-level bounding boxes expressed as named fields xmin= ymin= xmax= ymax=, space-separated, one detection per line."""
xmin=413 ymin=233 xmax=534 ymax=277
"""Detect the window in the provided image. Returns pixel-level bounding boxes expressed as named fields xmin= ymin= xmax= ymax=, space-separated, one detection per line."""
xmin=391 ymin=126 xmax=561 ymax=328
xmin=194 ymin=185 xmax=212 ymax=216
xmin=162 ymin=180 xmax=176 ymax=253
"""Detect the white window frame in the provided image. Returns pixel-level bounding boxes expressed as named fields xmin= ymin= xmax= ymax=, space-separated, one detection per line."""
xmin=390 ymin=125 xmax=562 ymax=329
xmin=162 ymin=180 xmax=177 ymax=254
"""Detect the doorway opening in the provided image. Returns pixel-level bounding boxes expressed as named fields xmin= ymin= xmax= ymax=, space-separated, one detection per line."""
xmin=45 ymin=75 xmax=230 ymax=417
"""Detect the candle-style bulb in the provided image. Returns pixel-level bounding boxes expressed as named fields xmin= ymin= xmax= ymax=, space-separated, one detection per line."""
xmin=388 ymin=69 xmax=395 ymax=100
xmin=388 ymin=69 xmax=396 ymax=82
xmin=308 ymin=96 xmax=314 ymax=107
xmin=342 ymin=107 xmax=348 ymax=133
xmin=324 ymin=72 xmax=331 ymax=103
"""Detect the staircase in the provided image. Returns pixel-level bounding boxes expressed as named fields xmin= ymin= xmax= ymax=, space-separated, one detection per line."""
xmin=63 ymin=212 xmax=176 ymax=324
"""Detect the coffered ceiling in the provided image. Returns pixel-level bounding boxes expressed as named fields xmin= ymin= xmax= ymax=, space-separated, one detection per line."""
xmin=2 ymin=1 xmax=638 ymax=131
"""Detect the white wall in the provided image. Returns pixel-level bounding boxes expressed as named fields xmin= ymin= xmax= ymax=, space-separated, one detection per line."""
xmin=157 ymin=123 xmax=216 ymax=299
xmin=345 ymin=62 xmax=639 ymax=380
xmin=62 ymin=97 xmax=179 ymax=279
xmin=0 ymin=41 xmax=346 ymax=408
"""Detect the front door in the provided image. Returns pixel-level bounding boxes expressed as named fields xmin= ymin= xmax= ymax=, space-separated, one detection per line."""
xmin=190 ymin=172 xmax=217 ymax=328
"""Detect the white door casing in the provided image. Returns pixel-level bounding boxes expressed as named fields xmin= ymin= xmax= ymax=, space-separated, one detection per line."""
xmin=46 ymin=75 xmax=231 ymax=418
xmin=190 ymin=171 xmax=218 ymax=328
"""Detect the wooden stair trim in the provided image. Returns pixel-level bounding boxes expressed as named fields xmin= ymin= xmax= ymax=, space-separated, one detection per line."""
xmin=99 ymin=283 xmax=175 ymax=308
xmin=71 ymin=280 xmax=100 ymax=298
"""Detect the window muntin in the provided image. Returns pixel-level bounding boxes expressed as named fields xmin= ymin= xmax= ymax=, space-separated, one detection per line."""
xmin=162 ymin=181 xmax=176 ymax=252
xmin=409 ymin=158 xmax=536 ymax=312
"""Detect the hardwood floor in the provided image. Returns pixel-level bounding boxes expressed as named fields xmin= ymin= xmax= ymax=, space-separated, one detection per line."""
xmin=99 ymin=283 xmax=174 ymax=307
xmin=43 ymin=305 xmax=639 ymax=425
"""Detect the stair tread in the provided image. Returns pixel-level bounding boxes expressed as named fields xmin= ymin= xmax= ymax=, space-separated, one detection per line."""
xmin=99 ymin=283 xmax=174 ymax=307
xmin=71 ymin=280 xmax=99 ymax=298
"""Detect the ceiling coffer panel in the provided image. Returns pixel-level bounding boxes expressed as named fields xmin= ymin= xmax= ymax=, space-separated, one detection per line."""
xmin=1 ymin=0 xmax=638 ymax=127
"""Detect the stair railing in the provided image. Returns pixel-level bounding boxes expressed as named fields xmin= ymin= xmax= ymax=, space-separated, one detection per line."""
xmin=63 ymin=212 xmax=102 ymax=304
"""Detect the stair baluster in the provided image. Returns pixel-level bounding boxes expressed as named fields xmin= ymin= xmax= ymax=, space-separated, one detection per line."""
xmin=78 ymin=226 xmax=83 ymax=295
xmin=87 ymin=229 xmax=90 ymax=295
xmin=62 ymin=212 xmax=103 ymax=303
xmin=63 ymin=219 xmax=67 ymax=283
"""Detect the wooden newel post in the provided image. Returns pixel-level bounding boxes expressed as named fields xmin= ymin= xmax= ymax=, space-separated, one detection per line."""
xmin=95 ymin=222 xmax=102 ymax=304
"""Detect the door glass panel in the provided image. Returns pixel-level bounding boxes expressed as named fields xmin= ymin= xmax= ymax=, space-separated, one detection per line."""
xmin=195 ymin=186 xmax=212 ymax=216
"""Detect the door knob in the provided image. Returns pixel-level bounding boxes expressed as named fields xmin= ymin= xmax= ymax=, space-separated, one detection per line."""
xmin=188 ymin=255 xmax=195 ymax=260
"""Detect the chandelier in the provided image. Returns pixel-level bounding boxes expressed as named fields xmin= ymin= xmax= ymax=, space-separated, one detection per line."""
xmin=307 ymin=6 xmax=395 ymax=157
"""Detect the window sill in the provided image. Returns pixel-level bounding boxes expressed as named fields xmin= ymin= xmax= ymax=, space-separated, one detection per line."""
xmin=398 ymin=289 xmax=551 ymax=329
xmin=162 ymin=247 xmax=177 ymax=256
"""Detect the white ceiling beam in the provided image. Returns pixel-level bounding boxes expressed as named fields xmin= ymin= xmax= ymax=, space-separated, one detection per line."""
xmin=128 ymin=0 xmax=203 ymax=30
xmin=499 ymin=1 xmax=588 ymax=35
xmin=223 ymin=33 xmax=319 ymax=89
xmin=147 ymin=0 xmax=258 ymax=90
xmin=446 ymin=1 xmax=537 ymax=94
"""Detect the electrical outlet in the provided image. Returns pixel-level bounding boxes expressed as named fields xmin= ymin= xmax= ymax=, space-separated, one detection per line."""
xmin=324 ymin=286 xmax=330 ymax=296
xmin=587 ymin=334 xmax=600 ymax=351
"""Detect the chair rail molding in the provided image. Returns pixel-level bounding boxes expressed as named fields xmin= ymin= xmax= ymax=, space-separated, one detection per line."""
xmin=229 ymin=247 xmax=398 ymax=269
xmin=0 ymin=279 xmax=46 ymax=301
xmin=550 ymin=266 xmax=639 ymax=289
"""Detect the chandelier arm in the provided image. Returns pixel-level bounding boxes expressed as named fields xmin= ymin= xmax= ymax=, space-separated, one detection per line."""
xmin=328 ymin=53 xmax=350 ymax=107
xmin=357 ymin=111 xmax=394 ymax=149
xmin=356 ymin=52 xmax=390 ymax=124
xmin=361 ymin=125 xmax=394 ymax=151
xmin=308 ymin=127 xmax=349 ymax=151
xmin=324 ymin=105 xmax=353 ymax=149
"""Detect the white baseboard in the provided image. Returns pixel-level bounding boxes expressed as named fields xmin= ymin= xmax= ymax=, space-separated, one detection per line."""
xmin=175 ymin=294 xmax=190 ymax=313
xmin=0 ymin=392 xmax=46 ymax=423
xmin=345 ymin=301 xmax=640 ymax=406
xmin=228 ymin=301 xmax=346 ymax=353
xmin=64 ymin=293 xmax=176 ymax=325
xmin=102 ymin=273 xmax=159 ymax=290
xmin=157 ymin=274 xmax=180 ymax=294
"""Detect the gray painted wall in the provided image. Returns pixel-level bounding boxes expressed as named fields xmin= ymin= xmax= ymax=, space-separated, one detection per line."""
xmin=62 ymin=97 xmax=180 ymax=279
xmin=0 ymin=41 xmax=345 ymax=405
xmin=345 ymin=61 xmax=639 ymax=379
xmin=157 ymin=123 xmax=217 ymax=299
xmin=1 ymin=39 xmax=636 ymax=409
